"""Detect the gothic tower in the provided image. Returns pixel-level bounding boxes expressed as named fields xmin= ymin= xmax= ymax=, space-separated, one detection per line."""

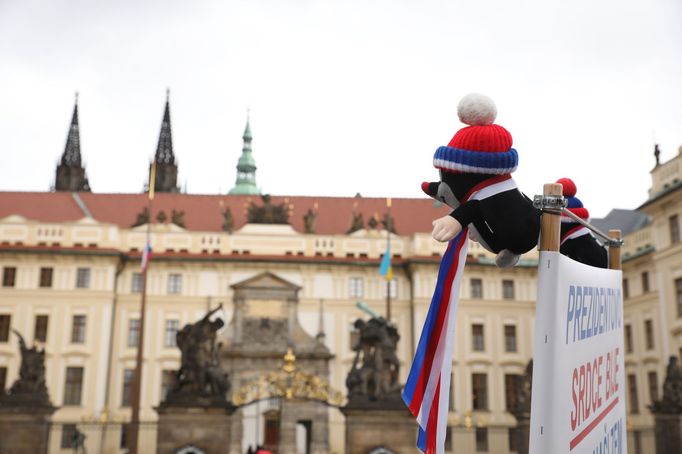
xmin=228 ymin=116 xmax=259 ymax=195
xmin=150 ymin=90 xmax=179 ymax=193
xmin=54 ymin=94 xmax=91 ymax=192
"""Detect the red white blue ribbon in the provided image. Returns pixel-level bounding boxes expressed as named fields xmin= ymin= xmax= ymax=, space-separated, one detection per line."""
xmin=403 ymin=174 xmax=516 ymax=453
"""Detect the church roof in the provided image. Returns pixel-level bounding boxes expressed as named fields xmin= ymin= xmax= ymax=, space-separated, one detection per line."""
xmin=0 ymin=192 xmax=447 ymax=236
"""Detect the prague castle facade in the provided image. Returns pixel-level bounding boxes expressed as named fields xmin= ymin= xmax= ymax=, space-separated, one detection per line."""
xmin=0 ymin=96 xmax=680 ymax=453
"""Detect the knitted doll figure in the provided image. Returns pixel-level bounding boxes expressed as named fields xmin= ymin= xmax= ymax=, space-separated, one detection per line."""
xmin=422 ymin=93 xmax=541 ymax=268
xmin=556 ymin=177 xmax=608 ymax=268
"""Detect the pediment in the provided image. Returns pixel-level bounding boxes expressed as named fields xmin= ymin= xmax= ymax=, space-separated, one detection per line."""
xmin=0 ymin=214 xmax=29 ymax=224
xmin=230 ymin=271 xmax=301 ymax=291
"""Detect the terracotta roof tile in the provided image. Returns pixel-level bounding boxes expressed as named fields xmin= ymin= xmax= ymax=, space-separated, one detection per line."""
xmin=0 ymin=192 xmax=449 ymax=236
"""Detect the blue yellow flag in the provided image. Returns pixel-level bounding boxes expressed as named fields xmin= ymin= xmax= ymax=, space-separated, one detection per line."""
xmin=379 ymin=245 xmax=392 ymax=281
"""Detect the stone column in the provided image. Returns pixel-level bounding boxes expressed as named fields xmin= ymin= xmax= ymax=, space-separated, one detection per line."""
xmin=286 ymin=298 xmax=297 ymax=345
xmin=510 ymin=360 xmax=533 ymax=454
xmin=277 ymin=400 xmax=298 ymax=454
xmin=0 ymin=406 xmax=56 ymax=454
xmin=156 ymin=405 xmax=236 ymax=454
xmin=342 ymin=405 xmax=417 ymax=454
xmin=310 ymin=404 xmax=329 ymax=454
xmin=650 ymin=356 xmax=682 ymax=454
xmin=234 ymin=297 xmax=245 ymax=344
xmin=653 ymin=413 xmax=682 ymax=454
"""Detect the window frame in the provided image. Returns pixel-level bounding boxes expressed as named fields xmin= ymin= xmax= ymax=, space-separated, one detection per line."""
xmin=2 ymin=266 xmax=16 ymax=287
xmin=349 ymin=277 xmax=364 ymax=298
xmin=0 ymin=314 xmax=10 ymax=342
xmin=502 ymin=279 xmax=515 ymax=300
xmin=71 ymin=315 xmax=87 ymax=344
xmin=127 ymin=319 xmax=140 ymax=347
xmin=39 ymin=267 xmax=53 ymax=288
xmin=504 ymin=324 xmax=517 ymax=353
xmin=670 ymin=214 xmax=680 ymax=244
xmin=644 ymin=319 xmax=654 ymax=350
xmin=63 ymin=367 xmax=84 ymax=406
xmin=164 ymin=319 xmax=180 ymax=348
xmin=75 ymin=267 xmax=91 ymax=289
xmin=167 ymin=273 xmax=183 ymax=294
xmin=472 ymin=372 xmax=488 ymax=410
xmin=470 ymin=278 xmax=483 ymax=299
xmin=471 ymin=324 xmax=485 ymax=352
xmin=131 ymin=272 xmax=143 ymax=293
xmin=628 ymin=373 xmax=639 ymax=414
xmin=34 ymin=314 xmax=49 ymax=343
xmin=121 ymin=368 xmax=134 ymax=407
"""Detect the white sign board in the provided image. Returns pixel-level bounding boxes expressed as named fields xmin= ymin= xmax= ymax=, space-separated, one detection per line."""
xmin=530 ymin=252 xmax=627 ymax=454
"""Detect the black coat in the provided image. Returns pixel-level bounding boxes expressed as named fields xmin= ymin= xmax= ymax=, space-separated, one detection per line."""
xmin=426 ymin=172 xmax=541 ymax=255
xmin=560 ymin=224 xmax=608 ymax=269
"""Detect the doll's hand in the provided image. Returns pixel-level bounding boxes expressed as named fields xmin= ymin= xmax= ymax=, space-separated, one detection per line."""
xmin=431 ymin=216 xmax=462 ymax=242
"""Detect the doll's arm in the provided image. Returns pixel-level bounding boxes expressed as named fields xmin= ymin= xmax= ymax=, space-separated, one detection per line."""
xmin=431 ymin=200 xmax=481 ymax=242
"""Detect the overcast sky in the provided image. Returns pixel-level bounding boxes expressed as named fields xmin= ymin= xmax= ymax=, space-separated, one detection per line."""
xmin=1 ymin=0 xmax=681 ymax=218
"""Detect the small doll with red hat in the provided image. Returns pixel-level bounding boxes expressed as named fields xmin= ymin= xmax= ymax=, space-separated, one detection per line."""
xmin=556 ymin=177 xmax=608 ymax=268
xmin=422 ymin=93 xmax=541 ymax=268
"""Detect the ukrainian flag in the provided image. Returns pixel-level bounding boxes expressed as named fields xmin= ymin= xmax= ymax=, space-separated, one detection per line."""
xmin=379 ymin=245 xmax=392 ymax=281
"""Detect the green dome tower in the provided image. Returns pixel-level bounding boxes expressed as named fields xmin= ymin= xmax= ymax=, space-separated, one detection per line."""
xmin=229 ymin=116 xmax=260 ymax=195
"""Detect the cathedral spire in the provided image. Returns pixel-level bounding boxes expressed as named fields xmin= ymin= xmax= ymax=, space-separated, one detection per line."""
xmin=150 ymin=89 xmax=179 ymax=193
xmin=228 ymin=113 xmax=260 ymax=195
xmin=55 ymin=92 xmax=91 ymax=192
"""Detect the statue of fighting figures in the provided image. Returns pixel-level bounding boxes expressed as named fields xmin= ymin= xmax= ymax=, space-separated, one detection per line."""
xmin=0 ymin=330 xmax=52 ymax=407
xmin=346 ymin=317 xmax=401 ymax=401
xmin=651 ymin=356 xmax=682 ymax=414
xmin=164 ymin=305 xmax=231 ymax=406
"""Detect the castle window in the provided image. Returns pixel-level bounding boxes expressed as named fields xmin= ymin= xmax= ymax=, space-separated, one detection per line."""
xmin=641 ymin=271 xmax=649 ymax=293
xmin=502 ymin=279 xmax=515 ymax=299
xmin=131 ymin=273 xmax=143 ymax=293
xmin=648 ymin=371 xmax=659 ymax=403
xmin=127 ymin=319 xmax=140 ymax=347
xmin=349 ymin=277 xmax=364 ymax=298
xmin=475 ymin=428 xmax=488 ymax=452
xmin=675 ymin=278 xmax=682 ymax=317
xmin=472 ymin=373 xmax=488 ymax=410
xmin=628 ymin=374 xmax=639 ymax=413
xmin=76 ymin=268 xmax=90 ymax=289
xmin=2 ymin=267 xmax=16 ymax=287
xmin=470 ymin=278 xmax=483 ymax=299
xmin=504 ymin=325 xmax=517 ymax=352
xmin=644 ymin=319 xmax=654 ymax=350
xmin=670 ymin=214 xmax=680 ymax=244
xmin=624 ymin=324 xmax=633 ymax=353
xmin=39 ymin=267 xmax=53 ymax=288
xmin=472 ymin=324 xmax=485 ymax=351
xmin=71 ymin=315 xmax=86 ymax=343
xmin=34 ymin=315 xmax=48 ymax=343
xmin=0 ymin=314 xmax=10 ymax=342
xmin=121 ymin=368 xmax=134 ymax=406
xmin=164 ymin=320 xmax=180 ymax=347
xmin=63 ymin=367 xmax=84 ymax=405
xmin=167 ymin=273 xmax=182 ymax=294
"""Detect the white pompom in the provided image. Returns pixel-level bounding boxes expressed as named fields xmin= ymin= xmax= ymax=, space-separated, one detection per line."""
xmin=457 ymin=93 xmax=497 ymax=126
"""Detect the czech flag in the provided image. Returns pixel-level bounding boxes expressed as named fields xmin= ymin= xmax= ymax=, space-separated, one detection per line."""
xmin=140 ymin=240 xmax=152 ymax=272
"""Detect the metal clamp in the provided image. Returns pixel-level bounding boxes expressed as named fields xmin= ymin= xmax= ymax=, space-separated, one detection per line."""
xmin=533 ymin=194 xmax=567 ymax=212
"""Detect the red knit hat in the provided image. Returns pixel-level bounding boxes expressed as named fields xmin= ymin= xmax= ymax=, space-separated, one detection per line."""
xmin=434 ymin=93 xmax=518 ymax=174
xmin=556 ymin=178 xmax=589 ymax=222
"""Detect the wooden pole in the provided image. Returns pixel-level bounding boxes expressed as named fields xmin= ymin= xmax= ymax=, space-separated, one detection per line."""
xmin=128 ymin=164 xmax=155 ymax=453
xmin=385 ymin=198 xmax=392 ymax=322
xmin=539 ymin=183 xmax=563 ymax=252
xmin=608 ymin=229 xmax=622 ymax=270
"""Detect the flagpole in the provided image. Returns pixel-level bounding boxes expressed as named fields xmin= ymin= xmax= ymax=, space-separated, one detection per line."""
xmin=385 ymin=197 xmax=391 ymax=322
xmin=128 ymin=163 xmax=155 ymax=453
